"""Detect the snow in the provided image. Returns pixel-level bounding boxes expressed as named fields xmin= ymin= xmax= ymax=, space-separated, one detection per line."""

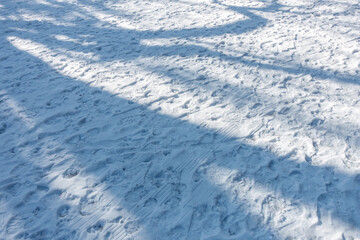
xmin=1 ymin=0 xmax=360 ymax=239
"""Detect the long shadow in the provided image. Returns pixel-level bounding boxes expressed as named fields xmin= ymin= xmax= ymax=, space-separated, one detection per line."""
xmin=0 ymin=34 xmax=278 ymax=239
xmin=1 ymin=1 xmax=360 ymax=239
xmin=2 ymin=34 xmax=360 ymax=239
xmin=1 ymin=0 xmax=359 ymax=85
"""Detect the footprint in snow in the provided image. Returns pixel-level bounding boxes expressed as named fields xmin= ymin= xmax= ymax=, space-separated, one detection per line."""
xmin=87 ymin=220 xmax=105 ymax=233
xmin=124 ymin=185 xmax=149 ymax=202
xmin=62 ymin=168 xmax=79 ymax=178
xmin=57 ymin=204 xmax=71 ymax=218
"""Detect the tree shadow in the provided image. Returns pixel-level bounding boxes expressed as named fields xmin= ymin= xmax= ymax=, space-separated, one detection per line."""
xmin=0 ymin=35 xmax=278 ymax=239
xmin=2 ymin=0 xmax=359 ymax=85
xmin=1 ymin=0 xmax=360 ymax=239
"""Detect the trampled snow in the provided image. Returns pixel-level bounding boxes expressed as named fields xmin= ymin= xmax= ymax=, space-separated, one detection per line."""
xmin=1 ymin=0 xmax=360 ymax=239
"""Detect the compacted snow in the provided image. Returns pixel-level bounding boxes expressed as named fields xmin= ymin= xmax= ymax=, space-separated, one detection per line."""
xmin=1 ymin=0 xmax=360 ymax=239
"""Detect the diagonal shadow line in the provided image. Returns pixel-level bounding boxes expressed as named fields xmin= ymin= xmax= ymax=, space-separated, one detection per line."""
xmin=0 ymin=1 xmax=267 ymax=47
xmin=1 ymin=1 xmax=360 ymax=239
xmin=2 ymin=0 xmax=358 ymax=85
xmin=0 ymin=36 xmax=278 ymax=239
xmin=3 ymin=24 xmax=359 ymax=86
xmin=1 ymin=27 xmax=360 ymax=240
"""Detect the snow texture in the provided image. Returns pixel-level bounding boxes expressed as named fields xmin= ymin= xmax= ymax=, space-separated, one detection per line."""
xmin=1 ymin=0 xmax=360 ymax=239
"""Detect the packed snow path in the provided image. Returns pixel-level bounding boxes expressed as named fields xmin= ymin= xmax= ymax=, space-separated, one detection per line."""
xmin=1 ymin=0 xmax=360 ymax=239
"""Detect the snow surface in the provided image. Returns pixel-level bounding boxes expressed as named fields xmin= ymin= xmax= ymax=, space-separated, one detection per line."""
xmin=1 ymin=0 xmax=360 ymax=239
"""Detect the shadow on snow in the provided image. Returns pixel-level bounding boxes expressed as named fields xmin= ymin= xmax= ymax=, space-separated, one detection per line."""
xmin=1 ymin=0 xmax=360 ymax=239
